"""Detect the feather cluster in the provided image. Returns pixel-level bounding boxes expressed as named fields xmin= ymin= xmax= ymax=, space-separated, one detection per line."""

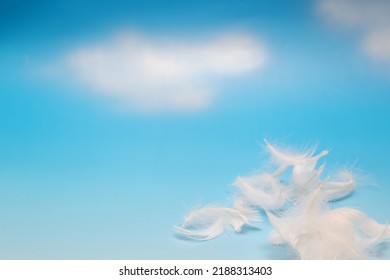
xmin=175 ymin=140 xmax=389 ymax=259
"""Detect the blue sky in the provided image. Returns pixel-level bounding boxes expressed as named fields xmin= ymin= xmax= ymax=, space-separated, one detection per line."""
xmin=0 ymin=0 xmax=390 ymax=259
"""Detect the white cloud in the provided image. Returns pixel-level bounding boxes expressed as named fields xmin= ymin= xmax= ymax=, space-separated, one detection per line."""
xmin=319 ymin=0 xmax=390 ymax=62
xmin=364 ymin=29 xmax=390 ymax=62
xmin=64 ymin=32 xmax=266 ymax=112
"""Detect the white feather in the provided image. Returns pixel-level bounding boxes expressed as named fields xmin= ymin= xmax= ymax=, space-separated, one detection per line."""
xmin=175 ymin=205 xmax=261 ymax=241
xmin=176 ymin=140 xmax=389 ymax=259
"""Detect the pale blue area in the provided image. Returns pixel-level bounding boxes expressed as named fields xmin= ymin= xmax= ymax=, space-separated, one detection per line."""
xmin=0 ymin=0 xmax=389 ymax=259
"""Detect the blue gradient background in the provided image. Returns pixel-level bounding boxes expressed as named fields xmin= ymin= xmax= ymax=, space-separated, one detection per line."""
xmin=0 ymin=0 xmax=389 ymax=259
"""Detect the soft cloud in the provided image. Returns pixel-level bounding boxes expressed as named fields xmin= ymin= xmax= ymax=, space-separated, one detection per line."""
xmin=364 ymin=29 xmax=390 ymax=62
xmin=319 ymin=0 xmax=390 ymax=62
xmin=65 ymin=32 xmax=266 ymax=112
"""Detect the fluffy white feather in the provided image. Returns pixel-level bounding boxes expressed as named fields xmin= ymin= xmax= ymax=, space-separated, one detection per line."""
xmin=175 ymin=140 xmax=389 ymax=259
xmin=175 ymin=205 xmax=261 ymax=241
